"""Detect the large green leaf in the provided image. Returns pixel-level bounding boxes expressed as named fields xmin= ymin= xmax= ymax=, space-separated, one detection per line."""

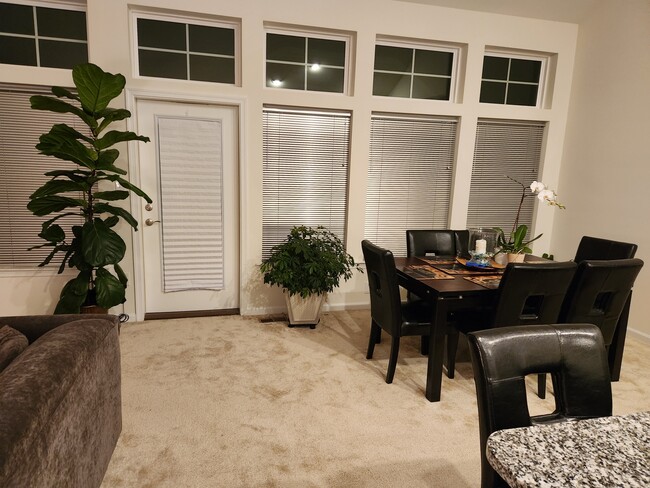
xmin=96 ymin=108 xmax=131 ymax=134
xmin=36 ymin=132 xmax=97 ymax=168
xmin=96 ymin=130 xmax=150 ymax=150
xmin=49 ymin=123 xmax=94 ymax=145
xmin=95 ymin=149 xmax=126 ymax=174
xmin=93 ymin=203 xmax=139 ymax=229
xmin=38 ymin=223 xmax=65 ymax=243
xmin=73 ymin=63 xmax=125 ymax=113
xmin=103 ymin=175 xmax=152 ymax=203
xmin=51 ymin=86 xmax=80 ymax=102
xmin=54 ymin=271 xmax=91 ymax=314
xmin=114 ymin=262 xmax=128 ymax=287
xmin=81 ymin=218 xmax=126 ymax=266
xmin=95 ymin=267 xmax=126 ymax=308
xmin=27 ymin=196 xmax=86 ymax=216
xmin=30 ymin=179 xmax=88 ymax=198
xmin=30 ymin=95 xmax=96 ymax=128
xmin=44 ymin=169 xmax=91 ymax=181
xmin=93 ymin=190 xmax=129 ymax=201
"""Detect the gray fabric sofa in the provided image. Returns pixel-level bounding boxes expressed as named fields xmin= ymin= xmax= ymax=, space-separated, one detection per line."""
xmin=0 ymin=314 xmax=122 ymax=488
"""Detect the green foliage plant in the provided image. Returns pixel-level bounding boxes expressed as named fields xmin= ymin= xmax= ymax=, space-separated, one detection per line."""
xmin=260 ymin=226 xmax=362 ymax=299
xmin=27 ymin=63 xmax=152 ymax=313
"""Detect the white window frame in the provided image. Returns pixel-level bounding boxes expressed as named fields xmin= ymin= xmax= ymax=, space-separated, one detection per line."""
xmin=0 ymin=0 xmax=87 ymax=69
xmin=373 ymin=36 xmax=461 ymax=102
xmin=129 ymin=9 xmax=241 ymax=86
xmin=264 ymin=24 xmax=353 ymax=95
xmin=364 ymin=113 xmax=458 ymax=257
xmin=481 ymin=50 xmax=548 ymax=108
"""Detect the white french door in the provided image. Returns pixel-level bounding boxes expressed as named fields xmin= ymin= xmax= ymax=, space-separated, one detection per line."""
xmin=135 ymin=99 xmax=239 ymax=316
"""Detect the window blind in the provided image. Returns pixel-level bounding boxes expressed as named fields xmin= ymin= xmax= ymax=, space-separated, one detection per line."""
xmin=0 ymin=86 xmax=86 ymax=269
xmin=262 ymin=107 xmax=351 ymax=259
xmin=157 ymin=116 xmax=225 ymax=292
xmin=364 ymin=114 xmax=457 ymax=257
xmin=467 ymin=119 xmax=545 ymax=236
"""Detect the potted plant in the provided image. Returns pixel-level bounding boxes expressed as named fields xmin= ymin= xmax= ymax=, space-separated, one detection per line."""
xmin=27 ymin=63 xmax=151 ymax=314
xmin=494 ymin=176 xmax=564 ymax=263
xmin=260 ymin=225 xmax=361 ymax=328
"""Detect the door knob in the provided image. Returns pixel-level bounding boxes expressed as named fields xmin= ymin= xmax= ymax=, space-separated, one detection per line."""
xmin=145 ymin=218 xmax=160 ymax=226
xmin=145 ymin=203 xmax=153 ymax=211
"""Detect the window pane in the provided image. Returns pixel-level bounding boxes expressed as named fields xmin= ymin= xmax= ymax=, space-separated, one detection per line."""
xmin=506 ymin=83 xmax=539 ymax=106
xmin=39 ymin=40 xmax=87 ymax=69
xmin=412 ymin=76 xmax=450 ymax=100
xmin=414 ymin=49 xmax=453 ymax=76
xmin=190 ymin=55 xmax=235 ymax=83
xmin=0 ymin=3 xmax=34 ymax=35
xmin=482 ymin=56 xmax=509 ymax=80
xmin=137 ymin=18 xmax=186 ymax=51
xmin=307 ymin=38 xmax=345 ymax=67
xmin=480 ymin=81 xmax=506 ymax=104
xmin=373 ymin=72 xmax=410 ymax=97
xmin=266 ymin=33 xmax=305 ymax=62
xmin=139 ymin=49 xmax=187 ymax=79
xmin=374 ymin=45 xmax=412 ymax=72
xmin=306 ymin=66 xmax=344 ymax=93
xmin=37 ymin=7 xmax=86 ymax=40
xmin=266 ymin=62 xmax=305 ymax=89
xmin=0 ymin=35 xmax=36 ymax=66
xmin=189 ymin=24 xmax=234 ymax=55
xmin=509 ymin=58 xmax=541 ymax=83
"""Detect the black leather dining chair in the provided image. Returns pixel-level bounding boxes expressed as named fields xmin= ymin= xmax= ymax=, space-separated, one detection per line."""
xmin=405 ymin=229 xmax=466 ymax=370
xmin=450 ymin=261 xmax=577 ymax=393
xmin=574 ymin=235 xmax=638 ymax=262
xmin=362 ymin=239 xmax=454 ymax=384
xmin=558 ymin=258 xmax=643 ymax=360
xmin=468 ymin=324 xmax=612 ymax=488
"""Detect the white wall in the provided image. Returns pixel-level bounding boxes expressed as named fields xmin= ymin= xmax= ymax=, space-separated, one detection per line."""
xmin=0 ymin=0 xmax=579 ymax=318
xmin=552 ymin=0 xmax=650 ymax=339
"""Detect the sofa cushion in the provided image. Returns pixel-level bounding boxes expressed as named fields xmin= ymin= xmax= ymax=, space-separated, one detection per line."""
xmin=0 ymin=326 xmax=28 ymax=372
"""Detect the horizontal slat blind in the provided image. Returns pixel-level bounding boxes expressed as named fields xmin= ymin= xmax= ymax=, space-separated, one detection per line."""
xmin=467 ymin=119 xmax=545 ymax=237
xmin=157 ymin=117 xmax=225 ymax=292
xmin=262 ymin=107 xmax=351 ymax=259
xmin=364 ymin=114 xmax=457 ymax=256
xmin=0 ymin=86 xmax=86 ymax=268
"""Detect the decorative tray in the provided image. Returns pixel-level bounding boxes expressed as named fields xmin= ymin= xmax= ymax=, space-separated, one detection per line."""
xmin=455 ymin=257 xmax=506 ymax=270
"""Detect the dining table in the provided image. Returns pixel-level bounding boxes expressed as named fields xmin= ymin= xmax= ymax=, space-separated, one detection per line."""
xmin=394 ymin=254 xmax=554 ymax=402
xmin=394 ymin=255 xmax=509 ymax=402
xmin=485 ymin=411 xmax=650 ymax=487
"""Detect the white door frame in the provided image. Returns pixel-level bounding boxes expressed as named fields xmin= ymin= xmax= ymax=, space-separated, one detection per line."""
xmin=125 ymin=89 xmax=247 ymax=322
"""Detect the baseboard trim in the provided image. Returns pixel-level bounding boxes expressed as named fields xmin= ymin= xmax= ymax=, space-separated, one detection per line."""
xmin=628 ymin=327 xmax=650 ymax=344
xmin=144 ymin=308 xmax=240 ymax=320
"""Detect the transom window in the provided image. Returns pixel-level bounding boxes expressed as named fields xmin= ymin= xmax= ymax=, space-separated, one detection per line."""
xmin=134 ymin=13 xmax=238 ymax=84
xmin=0 ymin=1 xmax=87 ymax=69
xmin=373 ymin=41 xmax=457 ymax=101
xmin=480 ymin=53 xmax=545 ymax=107
xmin=265 ymin=30 xmax=349 ymax=94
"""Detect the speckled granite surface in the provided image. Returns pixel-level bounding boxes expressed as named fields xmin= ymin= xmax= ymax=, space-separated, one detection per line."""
xmin=486 ymin=411 xmax=650 ymax=488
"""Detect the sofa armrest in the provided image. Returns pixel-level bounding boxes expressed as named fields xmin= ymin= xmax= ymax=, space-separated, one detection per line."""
xmin=0 ymin=315 xmax=120 ymax=343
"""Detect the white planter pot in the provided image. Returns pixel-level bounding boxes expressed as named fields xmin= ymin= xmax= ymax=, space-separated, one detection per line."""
xmin=285 ymin=293 xmax=325 ymax=328
xmin=507 ymin=253 xmax=526 ymax=263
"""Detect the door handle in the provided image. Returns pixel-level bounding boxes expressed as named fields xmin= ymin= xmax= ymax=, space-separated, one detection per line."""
xmin=145 ymin=218 xmax=161 ymax=226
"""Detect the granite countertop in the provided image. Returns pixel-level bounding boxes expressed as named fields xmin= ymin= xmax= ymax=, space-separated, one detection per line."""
xmin=486 ymin=411 xmax=650 ymax=488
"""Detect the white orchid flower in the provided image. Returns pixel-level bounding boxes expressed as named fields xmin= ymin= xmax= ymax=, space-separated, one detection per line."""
xmin=537 ymin=189 xmax=557 ymax=204
xmin=530 ymin=181 xmax=546 ymax=193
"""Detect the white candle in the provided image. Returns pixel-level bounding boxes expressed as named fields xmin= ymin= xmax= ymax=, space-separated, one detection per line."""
xmin=475 ymin=239 xmax=487 ymax=254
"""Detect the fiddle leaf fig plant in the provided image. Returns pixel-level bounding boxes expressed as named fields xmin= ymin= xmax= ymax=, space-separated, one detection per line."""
xmin=27 ymin=63 xmax=151 ymax=314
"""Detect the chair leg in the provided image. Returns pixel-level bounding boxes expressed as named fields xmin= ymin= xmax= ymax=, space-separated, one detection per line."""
xmin=366 ymin=321 xmax=381 ymax=360
xmin=537 ymin=373 xmax=546 ymax=399
xmin=420 ymin=335 xmax=429 ymax=356
xmin=386 ymin=336 xmax=401 ymax=384
xmin=446 ymin=330 xmax=459 ymax=379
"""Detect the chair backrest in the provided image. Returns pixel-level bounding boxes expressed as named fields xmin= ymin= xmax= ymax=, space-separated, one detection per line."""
xmin=574 ymin=236 xmax=637 ymax=262
xmin=559 ymin=258 xmax=644 ymax=346
xmin=468 ymin=324 xmax=612 ymax=488
xmin=406 ymin=230 xmax=456 ymax=257
xmin=361 ymin=240 xmax=402 ymax=335
xmin=492 ymin=261 xmax=577 ymax=327
xmin=454 ymin=229 xmax=470 ymax=259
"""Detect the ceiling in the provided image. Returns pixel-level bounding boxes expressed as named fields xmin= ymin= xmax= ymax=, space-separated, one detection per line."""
xmin=395 ymin=0 xmax=604 ymax=24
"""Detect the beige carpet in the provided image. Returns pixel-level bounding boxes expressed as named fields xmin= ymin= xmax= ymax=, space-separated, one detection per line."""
xmin=101 ymin=310 xmax=650 ymax=487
